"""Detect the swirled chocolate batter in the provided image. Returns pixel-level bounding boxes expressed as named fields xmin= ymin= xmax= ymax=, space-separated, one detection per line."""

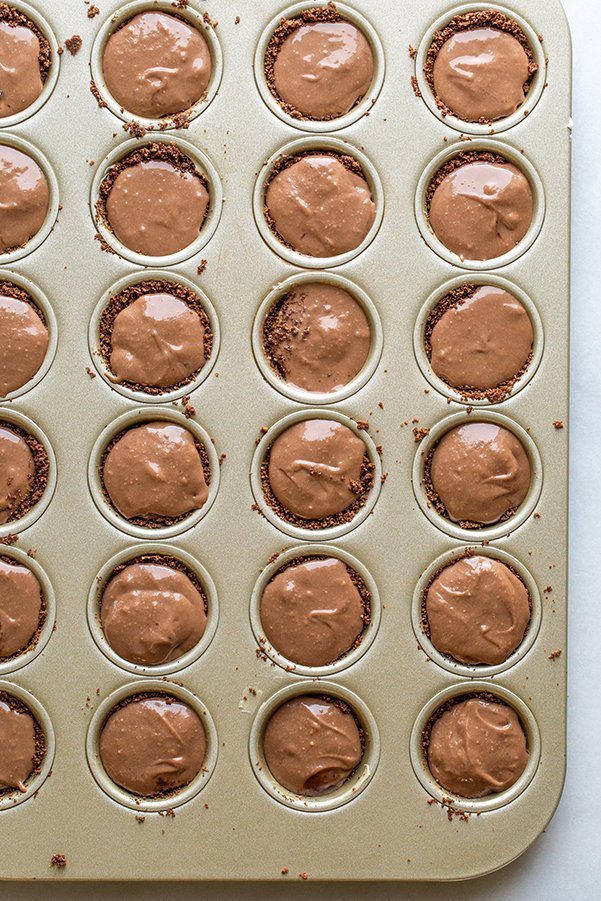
xmin=99 ymin=694 xmax=206 ymax=796
xmin=0 ymin=282 xmax=49 ymax=397
xmin=102 ymin=421 xmax=209 ymax=526
xmin=0 ymin=5 xmax=51 ymax=119
xmin=265 ymin=153 xmax=376 ymax=258
xmin=425 ymin=696 xmax=528 ymax=798
xmin=0 ymin=423 xmax=48 ymax=525
xmin=0 ymin=692 xmax=44 ymax=793
xmin=100 ymin=557 xmax=207 ymax=666
xmin=0 ymin=145 xmax=49 ymax=254
xmin=265 ymin=5 xmax=374 ymax=120
xmin=99 ymin=280 xmax=211 ymax=393
xmin=263 ymin=695 xmax=363 ymax=795
xmin=0 ymin=557 xmax=43 ymax=659
xmin=102 ymin=11 xmax=212 ymax=119
xmin=426 ymin=422 xmax=531 ymax=527
xmin=98 ymin=144 xmax=209 ymax=258
xmin=425 ymin=10 xmax=537 ymax=123
xmin=260 ymin=557 xmax=368 ymax=667
xmin=262 ymin=282 xmax=371 ymax=393
xmin=427 ymin=152 xmax=533 ymax=261
xmin=424 ymin=555 xmax=530 ymax=665
xmin=426 ymin=285 xmax=534 ymax=399
xmin=263 ymin=418 xmax=374 ymax=527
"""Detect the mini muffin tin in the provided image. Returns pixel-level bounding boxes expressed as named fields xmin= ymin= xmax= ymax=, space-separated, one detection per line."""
xmin=0 ymin=0 xmax=570 ymax=883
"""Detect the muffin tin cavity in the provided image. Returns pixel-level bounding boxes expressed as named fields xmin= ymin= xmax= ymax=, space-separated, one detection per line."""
xmin=87 ymin=544 xmax=218 ymax=677
xmin=251 ymin=409 xmax=382 ymax=541
xmin=0 ymin=272 xmax=58 ymax=402
xmin=0 ymin=682 xmax=54 ymax=811
xmin=91 ymin=135 xmax=222 ymax=267
xmin=249 ymin=681 xmax=380 ymax=812
xmin=86 ymin=681 xmax=218 ymax=813
xmin=0 ymin=409 xmax=57 ymax=538
xmin=255 ymin=1 xmax=385 ymax=133
xmin=0 ymin=548 xmax=56 ymax=675
xmin=415 ymin=139 xmax=545 ymax=270
xmin=410 ymin=683 xmax=541 ymax=813
xmin=0 ymin=135 xmax=59 ymax=265
xmin=413 ymin=410 xmax=543 ymax=542
xmin=90 ymin=0 xmax=223 ymax=129
xmin=412 ymin=546 xmax=541 ymax=678
xmin=253 ymin=136 xmax=384 ymax=269
xmin=88 ymin=407 xmax=220 ymax=540
xmin=89 ymin=271 xmax=220 ymax=403
xmin=0 ymin=1 xmax=61 ymax=129
xmin=415 ymin=3 xmax=547 ymax=135
xmin=413 ymin=274 xmax=543 ymax=405
xmin=252 ymin=271 xmax=383 ymax=405
xmin=250 ymin=544 xmax=380 ymax=677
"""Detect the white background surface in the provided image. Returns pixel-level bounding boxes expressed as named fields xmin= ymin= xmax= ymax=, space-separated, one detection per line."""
xmin=1 ymin=0 xmax=599 ymax=897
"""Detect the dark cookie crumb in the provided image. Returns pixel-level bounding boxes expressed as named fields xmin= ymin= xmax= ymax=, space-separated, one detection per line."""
xmin=64 ymin=35 xmax=82 ymax=55
xmin=90 ymin=79 xmax=108 ymax=108
xmin=548 ymin=649 xmax=562 ymax=660
xmin=50 ymin=854 xmax=66 ymax=869
xmin=197 ymin=259 xmax=208 ymax=275
xmin=87 ymin=5 xmax=100 ymax=19
xmin=553 ymin=420 xmax=564 ymax=429
xmin=411 ymin=76 xmax=422 ymax=98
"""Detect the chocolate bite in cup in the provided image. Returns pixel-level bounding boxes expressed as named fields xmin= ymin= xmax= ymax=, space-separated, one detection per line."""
xmin=260 ymin=556 xmax=370 ymax=667
xmin=100 ymin=420 xmax=210 ymax=528
xmin=0 ymin=555 xmax=45 ymax=662
xmin=101 ymin=11 xmax=212 ymax=120
xmin=425 ymin=284 xmax=534 ymax=402
xmin=262 ymin=695 xmax=363 ymax=796
xmin=262 ymin=282 xmax=371 ymax=394
xmin=426 ymin=151 xmax=533 ymax=262
xmin=264 ymin=151 xmax=376 ymax=258
xmin=96 ymin=143 xmax=210 ymax=258
xmin=423 ymin=553 xmax=530 ymax=666
xmin=0 ymin=280 xmax=49 ymax=398
xmin=261 ymin=418 xmax=375 ymax=530
xmin=424 ymin=421 xmax=531 ymax=529
xmin=0 ymin=5 xmax=51 ymax=119
xmin=99 ymin=555 xmax=207 ymax=667
xmin=99 ymin=693 xmax=206 ymax=797
xmin=424 ymin=10 xmax=537 ymax=124
xmin=0 ymin=691 xmax=45 ymax=795
xmin=0 ymin=144 xmax=49 ymax=255
xmin=264 ymin=4 xmax=374 ymax=121
xmin=423 ymin=694 xmax=528 ymax=798
xmin=0 ymin=421 xmax=49 ymax=525
xmin=98 ymin=279 xmax=212 ymax=395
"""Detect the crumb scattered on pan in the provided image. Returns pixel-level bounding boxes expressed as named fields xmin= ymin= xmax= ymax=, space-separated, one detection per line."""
xmin=0 ymin=534 xmax=19 ymax=546
xmin=197 ymin=259 xmax=208 ymax=275
xmin=281 ymin=867 xmax=289 ymax=875
xmin=85 ymin=367 xmax=96 ymax=380
xmin=235 ymin=16 xmax=240 ymax=24
xmin=50 ymin=854 xmax=67 ymax=869
xmin=413 ymin=427 xmax=430 ymax=443
xmin=135 ymin=815 xmax=145 ymax=823
xmin=298 ymin=872 xmax=309 ymax=880
xmin=411 ymin=76 xmax=422 ymax=98
xmin=553 ymin=420 xmax=564 ymax=429
xmin=87 ymin=4 xmax=100 ymax=18
xmin=409 ymin=44 xmax=417 ymax=59
xmin=548 ymin=649 xmax=562 ymax=660
xmin=90 ymin=79 xmax=107 ymax=108
xmin=64 ymin=35 xmax=82 ymax=55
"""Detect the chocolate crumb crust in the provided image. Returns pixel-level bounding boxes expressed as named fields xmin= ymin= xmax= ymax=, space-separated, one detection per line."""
xmin=260 ymin=442 xmax=375 ymax=531
xmin=422 ymin=442 xmax=520 ymax=530
xmin=264 ymin=2 xmax=371 ymax=122
xmin=0 ymin=690 xmax=46 ymax=797
xmin=100 ymin=691 xmax=205 ymax=799
xmin=0 ymin=279 xmax=47 ymax=328
xmin=261 ymin=289 xmax=307 ymax=382
xmin=421 ymin=691 xmax=528 ymax=763
xmin=425 ymin=151 xmax=510 ymax=215
xmin=96 ymin=143 xmax=210 ymax=236
xmin=0 ymin=422 xmax=49 ymax=524
xmin=0 ymin=553 xmax=47 ymax=663
xmin=98 ymin=278 xmax=213 ymax=395
xmin=0 ymin=3 xmax=52 ymax=83
xmin=264 ymin=554 xmax=372 ymax=661
xmin=419 ymin=548 xmax=532 ymax=652
xmin=424 ymin=284 xmax=533 ymax=402
xmin=264 ymin=150 xmax=369 ymax=250
xmin=98 ymin=553 xmax=208 ymax=619
xmin=99 ymin=422 xmax=211 ymax=528
xmin=424 ymin=10 xmax=538 ymax=123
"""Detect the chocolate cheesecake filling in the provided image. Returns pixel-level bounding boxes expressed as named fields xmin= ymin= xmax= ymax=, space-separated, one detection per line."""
xmin=0 ymin=691 xmax=45 ymax=794
xmin=263 ymin=695 xmax=363 ymax=796
xmin=426 ymin=152 xmax=534 ymax=262
xmin=260 ymin=556 xmax=370 ymax=667
xmin=0 ymin=556 xmax=45 ymax=661
xmin=99 ymin=693 xmax=206 ymax=797
xmin=0 ymin=4 xmax=52 ymax=119
xmin=424 ymin=695 xmax=528 ymax=798
xmin=265 ymin=152 xmax=376 ymax=258
xmin=265 ymin=5 xmax=374 ymax=121
xmin=0 ymin=145 xmax=49 ymax=254
xmin=0 ymin=422 xmax=49 ymax=525
xmin=0 ymin=280 xmax=49 ymax=397
xmin=102 ymin=11 xmax=212 ymax=119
